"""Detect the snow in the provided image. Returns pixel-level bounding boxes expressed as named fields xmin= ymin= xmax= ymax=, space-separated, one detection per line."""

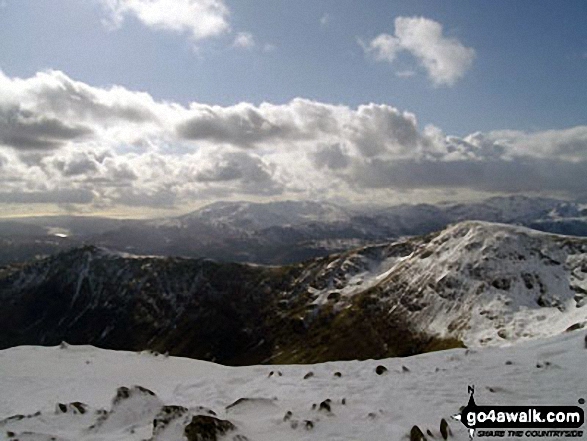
xmin=379 ymin=221 xmax=587 ymax=347
xmin=300 ymin=221 xmax=587 ymax=349
xmin=1 ymin=331 xmax=586 ymax=441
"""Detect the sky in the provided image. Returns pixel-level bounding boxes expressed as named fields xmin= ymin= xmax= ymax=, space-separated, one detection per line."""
xmin=0 ymin=0 xmax=586 ymax=218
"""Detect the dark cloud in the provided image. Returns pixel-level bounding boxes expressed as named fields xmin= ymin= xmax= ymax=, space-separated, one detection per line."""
xmin=177 ymin=106 xmax=297 ymax=147
xmin=0 ymin=188 xmax=94 ymax=204
xmin=349 ymin=105 xmax=421 ymax=157
xmin=35 ymin=73 xmax=157 ymax=123
xmin=194 ymin=151 xmax=283 ymax=195
xmin=112 ymin=187 xmax=177 ymax=208
xmin=0 ymin=106 xmax=92 ymax=150
xmin=53 ymin=155 xmax=98 ymax=177
xmin=349 ymin=157 xmax=587 ymax=196
xmin=312 ymin=144 xmax=350 ymax=170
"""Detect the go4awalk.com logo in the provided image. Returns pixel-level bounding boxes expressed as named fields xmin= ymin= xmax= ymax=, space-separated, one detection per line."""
xmin=452 ymin=386 xmax=585 ymax=439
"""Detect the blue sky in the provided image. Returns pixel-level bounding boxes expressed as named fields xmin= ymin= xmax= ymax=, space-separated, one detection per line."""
xmin=0 ymin=0 xmax=586 ymax=216
xmin=2 ymin=0 xmax=586 ymax=134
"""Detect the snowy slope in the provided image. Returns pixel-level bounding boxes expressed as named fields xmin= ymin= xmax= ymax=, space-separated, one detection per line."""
xmin=292 ymin=221 xmax=587 ymax=349
xmin=1 ymin=331 xmax=585 ymax=441
xmin=371 ymin=221 xmax=587 ymax=347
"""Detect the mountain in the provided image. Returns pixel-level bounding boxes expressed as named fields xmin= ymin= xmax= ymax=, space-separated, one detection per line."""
xmin=1 ymin=221 xmax=586 ymax=364
xmin=2 ymin=195 xmax=587 ymax=266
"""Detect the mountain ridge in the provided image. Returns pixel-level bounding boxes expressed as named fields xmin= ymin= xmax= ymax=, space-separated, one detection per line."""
xmin=2 ymin=195 xmax=587 ymax=266
xmin=1 ymin=220 xmax=586 ymax=364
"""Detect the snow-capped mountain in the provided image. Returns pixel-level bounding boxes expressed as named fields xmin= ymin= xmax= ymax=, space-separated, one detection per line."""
xmin=1 ymin=221 xmax=586 ymax=364
xmin=2 ymin=195 xmax=587 ymax=266
xmin=173 ymin=200 xmax=351 ymax=230
xmin=0 ymin=331 xmax=585 ymax=441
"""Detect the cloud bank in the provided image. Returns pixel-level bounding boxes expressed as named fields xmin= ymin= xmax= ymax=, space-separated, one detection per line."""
xmin=0 ymin=69 xmax=586 ymax=214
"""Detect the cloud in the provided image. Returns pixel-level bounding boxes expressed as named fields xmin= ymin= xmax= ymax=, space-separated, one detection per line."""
xmin=263 ymin=43 xmax=276 ymax=53
xmin=347 ymin=156 xmax=587 ymax=196
xmin=363 ymin=33 xmax=401 ymax=63
xmin=193 ymin=150 xmax=283 ymax=195
xmin=0 ymin=105 xmax=92 ymax=150
xmin=97 ymin=0 xmax=230 ymax=41
xmin=363 ymin=16 xmax=476 ymax=86
xmin=396 ymin=70 xmax=416 ymax=78
xmin=176 ymin=103 xmax=298 ymax=146
xmin=312 ymin=144 xmax=350 ymax=170
xmin=1 ymin=69 xmax=587 ymax=213
xmin=233 ymin=32 xmax=255 ymax=49
xmin=0 ymin=188 xmax=94 ymax=204
xmin=320 ymin=13 xmax=330 ymax=27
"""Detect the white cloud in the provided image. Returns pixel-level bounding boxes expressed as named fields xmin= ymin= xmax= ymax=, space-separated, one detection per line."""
xmin=1 ymin=69 xmax=587 ymax=214
xmin=97 ymin=0 xmax=230 ymax=41
xmin=396 ymin=70 xmax=416 ymax=78
xmin=320 ymin=13 xmax=330 ymax=27
xmin=233 ymin=32 xmax=255 ymax=49
xmin=263 ymin=43 xmax=276 ymax=53
xmin=364 ymin=34 xmax=401 ymax=62
xmin=363 ymin=16 xmax=476 ymax=86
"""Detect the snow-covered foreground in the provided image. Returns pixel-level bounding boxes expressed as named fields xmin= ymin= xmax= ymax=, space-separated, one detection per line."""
xmin=1 ymin=331 xmax=585 ymax=441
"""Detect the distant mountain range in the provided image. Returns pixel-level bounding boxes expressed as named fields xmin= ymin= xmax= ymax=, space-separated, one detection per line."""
xmin=1 ymin=221 xmax=585 ymax=365
xmin=1 ymin=195 xmax=587 ymax=266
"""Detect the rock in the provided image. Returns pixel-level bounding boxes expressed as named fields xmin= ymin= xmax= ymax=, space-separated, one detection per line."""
xmin=184 ymin=415 xmax=236 ymax=441
xmin=318 ymin=400 xmax=331 ymax=412
xmin=492 ymin=278 xmax=511 ymax=290
xmin=113 ymin=385 xmax=155 ymax=405
xmin=375 ymin=365 xmax=388 ymax=375
xmin=304 ymin=420 xmax=314 ymax=430
xmin=402 ymin=365 xmax=410 ymax=373
xmin=225 ymin=398 xmax=277 ymax=412
xmin=427 ymin=428 xmax=434 ymax=437
xmin=564 ymin=322 xmax=585 ymax=332
xmin=410 ymin=425 xmax=428 ymax=441
xmin=327 ymin=291 xmax=341 ymax=302
xmin=152 ymin=405 xmax=189 ymax=437
xmin=283 ymin=411 xmax=292 ymax=422
xmin=440 ymin=418 xmax=450 ymax=439
xmin=303 ymin=372 xmax=314 ymax=379
xmin=56 ymin=401 xmax=87 ymax=416
xmin=334 ymin=371 xmax=342 ymax=378
xmin=341 ymin=398 xmax=346 ymax=405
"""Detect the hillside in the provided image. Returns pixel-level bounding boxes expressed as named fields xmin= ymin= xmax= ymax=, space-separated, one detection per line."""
xmin=1 ymin=221 xmax=586 ymax=364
